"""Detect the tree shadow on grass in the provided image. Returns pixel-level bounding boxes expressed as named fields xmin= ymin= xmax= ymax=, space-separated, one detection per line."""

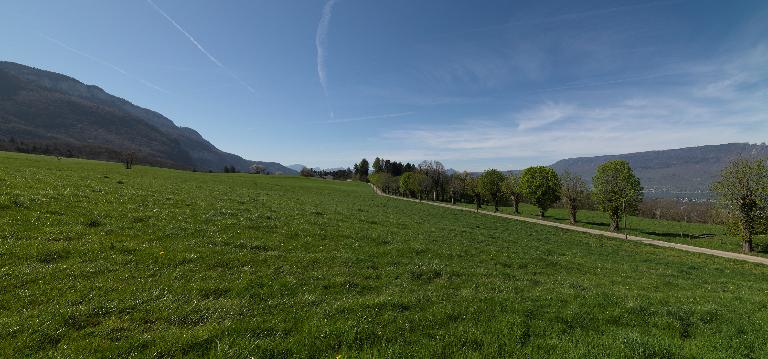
xmin=751 ymin=242 xmax=768 ymax=254
xmin=640 ymin=231 xmax=715 ymax=240
xmin=581 ymin=221 xmax=611 ymax=228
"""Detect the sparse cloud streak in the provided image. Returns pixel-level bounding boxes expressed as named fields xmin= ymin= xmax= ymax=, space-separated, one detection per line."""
xmin=146 ymin=0 xmax=255 ymax=94
xmin=321 ymin=111 xmax=414 ymax=124
xmin=316 ymin=0 xmax=339 ymax=118
xmin=42 ymin=34 xmax=171 ymax=94
xmin=42 ymin=35 xmax=127 ymax=75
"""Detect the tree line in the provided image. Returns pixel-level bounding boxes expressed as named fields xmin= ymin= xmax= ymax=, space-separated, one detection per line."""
xmin=364 ymin=156 xmax=768 ymax=253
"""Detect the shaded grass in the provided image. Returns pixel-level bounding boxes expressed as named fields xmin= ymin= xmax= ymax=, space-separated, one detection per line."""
xmin=2 ymin=152 xmax=768 ymax=357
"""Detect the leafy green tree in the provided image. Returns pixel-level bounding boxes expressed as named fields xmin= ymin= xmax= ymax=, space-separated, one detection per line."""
xmin=502 ymin=173 xmax=522 ymax=214
xmin=465 ymin=175 xmax=481 ymax=210
xmin=372 ymin=157 xmax=383 ymax=173
xmin=356 ymin=158 xmax=370 ymax=182
xmin=711 ymin=158 xmax=768 ymax=253
xmin=592 ymin=160 xmax=644 ymax=231
xmin=519 ymin=166 xmax=561 ymax=218
xmin=478 ymin=169 xmax=505 ymax=212
xmin=559 ymin=170 xmax=589 ymax=224
xmin=400 ymin=172 xmax=429 ymax=199
xmin=383 ymin=174 xmax=400 ymax=195
xmin=399 ymin=172 xmax=413 ymax=197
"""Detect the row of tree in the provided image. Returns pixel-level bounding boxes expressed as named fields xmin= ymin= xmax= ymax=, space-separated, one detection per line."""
xmin=368 ymin=159 xmax=645 ymax=231
xmin=300 ymin=167 xmax=355 ymax=181
xmin=368 ymin=155 xmax=768 ymax=253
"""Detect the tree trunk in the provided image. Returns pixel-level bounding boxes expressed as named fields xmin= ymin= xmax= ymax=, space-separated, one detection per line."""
xmin=743 ymin=224 xmax=753 ymax=252
xmin=451 ymin=197 xmax=455 ymax=205
xmin=610 ymin=217 xmax=620 ymax=232
xmin=494 ymin=197 xmax=499 ymax=212
xmin=513 ymin=197 xmax=519 ymax=214
xmin=743 ymin=239 xmax=753 ymax=253
xmin=539 ymin=209 xmax=545 ymax=219
xmin=568 ymin=205 xmax=577 ymax=225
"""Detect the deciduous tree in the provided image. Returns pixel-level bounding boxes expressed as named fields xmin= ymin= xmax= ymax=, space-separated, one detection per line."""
xmin=559 ymin=170 xmax=589 ymax=224
xmin=502 ymin=173 xmax=522 ymax=214
xmin=711 ymin=158 xmax=768 ymax=253
xmin=449 ymin=171 xmax=472 ymax=204
xmin=592 ymin=160 xmax=644 ymax=231
xmin=478 ymin=169 xmax=505 ymax=212
xmin=519 ymin=166 xmax=561 ymax=218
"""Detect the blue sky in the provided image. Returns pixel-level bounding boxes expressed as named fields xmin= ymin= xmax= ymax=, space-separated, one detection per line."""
xmin=1 ymin=0 xmax=767 ymax=171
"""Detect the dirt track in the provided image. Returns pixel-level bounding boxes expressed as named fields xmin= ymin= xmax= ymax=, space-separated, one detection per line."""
xmin=371 ymin=185 xmax=768 ymax=266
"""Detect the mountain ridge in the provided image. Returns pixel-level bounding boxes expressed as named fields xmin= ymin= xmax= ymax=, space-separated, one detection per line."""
xmin=0 ymin=61 xmax=297 ymax=175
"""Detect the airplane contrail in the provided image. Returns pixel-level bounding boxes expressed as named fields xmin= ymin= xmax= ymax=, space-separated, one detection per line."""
xmin=316 ymin=0 xmax=339 ymax=118
xmin=146 ymin=0 xmax=256 ymax=94
xmin=42 ymin=35 xmax=128 ymax=75
xmin=42 ymin=34 xmax=171 ymax=94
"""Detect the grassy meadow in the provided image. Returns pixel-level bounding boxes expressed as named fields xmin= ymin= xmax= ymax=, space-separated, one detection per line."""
xmin=4 ymin=151 xmax=768 ymax=357
xmin=452 ymin=200 xmax=768 ymax=257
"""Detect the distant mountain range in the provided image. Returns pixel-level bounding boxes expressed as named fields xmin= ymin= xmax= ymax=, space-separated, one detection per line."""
xmin=0 ymin=61 xmax=297 ymax=175
xmin=549 ymin=143 xmax=768 ymax=199
xmin=287 ymin=164 xmax=307 ymax=172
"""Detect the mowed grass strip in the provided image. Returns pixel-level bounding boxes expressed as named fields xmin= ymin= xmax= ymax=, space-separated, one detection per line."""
xmin=2 ymin=151 xmax=768 ymax=357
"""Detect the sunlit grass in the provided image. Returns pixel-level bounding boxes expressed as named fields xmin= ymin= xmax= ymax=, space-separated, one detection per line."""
xmin=2 ymin=151 xmax=768 ymax=357
xmin=451 ymin=199 xmax=768 ymax=256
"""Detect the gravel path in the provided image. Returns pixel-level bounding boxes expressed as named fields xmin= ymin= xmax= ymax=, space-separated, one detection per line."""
xmin=371 ymin=185 xmax=768 ymax=266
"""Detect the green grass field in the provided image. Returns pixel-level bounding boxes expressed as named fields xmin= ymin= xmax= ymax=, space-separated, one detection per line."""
xmin=453 ymin=199 xmax=768 ymax=257
xmin=3 ymin=151 xmax=768 ymax=357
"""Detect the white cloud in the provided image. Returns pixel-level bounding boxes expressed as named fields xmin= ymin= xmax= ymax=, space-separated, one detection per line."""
xmin=374 ymin=41 xmax=768 ymax=170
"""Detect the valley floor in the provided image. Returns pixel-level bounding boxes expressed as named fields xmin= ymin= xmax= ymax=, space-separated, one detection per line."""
xmin=2 ymin=151 xmax=768 ymax=357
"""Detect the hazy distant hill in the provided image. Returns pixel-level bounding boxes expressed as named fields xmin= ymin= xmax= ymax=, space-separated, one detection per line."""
xmin=0 ymin=61 xmax=297 ymax=174
xmin=287 ymin=164 xmax=307 ymax=172
xmin=550 ymin=143 xmax=768 ymax=199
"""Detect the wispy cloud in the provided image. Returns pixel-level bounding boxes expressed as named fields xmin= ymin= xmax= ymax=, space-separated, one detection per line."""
xmin=515 ymin=103 xmax=575 ymax=130
xmin=377 ymin=43 xmax=768 ymax=170
xmin=462 ymin=0 xmax=684 ymax=35
xmin=42 ymin=34 xmax=171 ymax=94
xmin=320 ymin=111 xmax=414 ymax=124
xmin=316 ymin=0 xmax=339 ymax=118
xmin=145 ymin=0 xmax=255 ymax=95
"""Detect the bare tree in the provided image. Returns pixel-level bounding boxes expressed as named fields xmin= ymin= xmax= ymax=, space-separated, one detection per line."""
xmin=418 ymin=160 xmax=448 ymax=201
xmin=250 ymin=164 xmax=268 ymax=174
xmin=502 ymin=173 xmax=523 ymax=214
xmin=123 ymin=152 xmax=135 ymax=170
xmin=560 ymin=170 xmax=589 ymax=224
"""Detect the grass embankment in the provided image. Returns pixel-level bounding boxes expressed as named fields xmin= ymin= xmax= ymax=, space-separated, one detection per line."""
xmin=2 ymin=151 xmax=768 ymax=357
xmin=451 ymin=200 xmax=768 ymax=257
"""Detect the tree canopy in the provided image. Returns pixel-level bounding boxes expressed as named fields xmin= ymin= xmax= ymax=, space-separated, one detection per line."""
xmin=519 ymin=166 xmax=561 ymax=218
xmin=477 ymin=169 xmax=505 ymax=212
xmin=592 ymin=160 xmax=644 ymax=231
xmin=711 ymin=158 xmax=768 ymax=252
xmin=559 ymin=171 xmax=589 ymax=224
xmin=502 ymin=173 xmax=522 ymax=214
